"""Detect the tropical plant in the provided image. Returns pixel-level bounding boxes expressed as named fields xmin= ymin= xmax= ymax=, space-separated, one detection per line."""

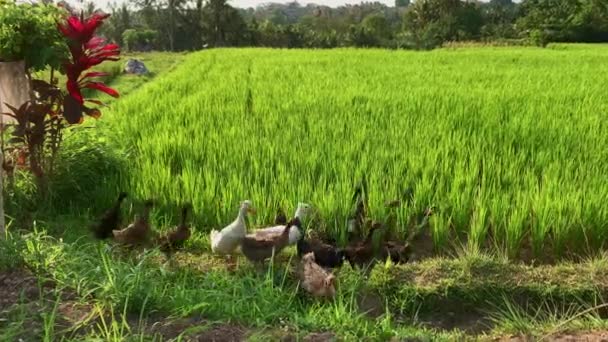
xmin=2 ymin=11 xmax=120 ymax=188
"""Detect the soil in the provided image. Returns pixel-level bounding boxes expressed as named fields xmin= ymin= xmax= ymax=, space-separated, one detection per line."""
xmin=302 ymin=332 xmax=337 ymax=341
xmin=357 ymin=292 xmax=385 ymax=319
xmin=147 ymin=316 xmax=248 ymax=341
xmin=407 ymin=227 xmax=436 ymax=262
xmin=0 ymin=268 xmax=55 ymax=310
xmin=493 ymin=330 xmax=608 ymax=341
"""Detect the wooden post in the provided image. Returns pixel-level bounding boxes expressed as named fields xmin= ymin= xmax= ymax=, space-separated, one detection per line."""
xmin=0 ymin=60 xmax=31 ymax=235
xmin=0 ymin=60 xmax=30 ymax=123
xmin=0 ymin=139 xmax=3 ymax=236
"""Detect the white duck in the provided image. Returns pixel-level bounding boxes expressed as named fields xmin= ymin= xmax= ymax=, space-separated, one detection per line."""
xmin=251 ymin=202 xmax=312 ymax=245
xmin=210 ymin=200 xmax=255 ymax=254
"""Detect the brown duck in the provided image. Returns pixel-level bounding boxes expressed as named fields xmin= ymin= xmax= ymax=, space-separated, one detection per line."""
xmin=91 ymin=192 xmax=127 ymax=240
xmin=344 ymin=221 xmax=383 ymax=268
xmin=347 ymin=183 xmax=369 ymax=243
xmin=379 ymin=240 xmax=412 ymax=264
xmin=274 ymin=207 xmax=288 ymax=225
xmin=297 ymin=232 xmax=346 ymax=269
xmin=157 ymin=204 xmax=192 ymax=258
xmin=113 ymin=200 xmax=154 ymax=247
xmin=297 ymin=252 xmax=337 ymax=299
xmin=240 ymin=217 xmax=300 ymax=263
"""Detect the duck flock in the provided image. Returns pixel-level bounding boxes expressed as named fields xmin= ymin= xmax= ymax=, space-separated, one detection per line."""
xmin=90 ymin=187 xmax=434 ymax=299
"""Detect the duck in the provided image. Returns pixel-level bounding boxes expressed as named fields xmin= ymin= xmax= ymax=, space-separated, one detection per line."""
xmin=297 ymin=231 xmax=346 ymax=269
xmin=384 ymin=185 xmax=415 ymax=208
xmin=297 ymin=252 xmax=337 ymax=299
xmin=274 ymin=207 xmax=288 ymax=225
xmin=240 ymin=217 xmax=300 ymax=263
xmin=113 ymin=200 xmax=154 ymax=247
xmin=91 ymin=192 xmax=127 ymax=240
xmin=252 ymin=202 xmax=312 ymax=245
xmin=344 ymin=221 xmax=383 ymax=268
xmin=157 ymin=204 xmax=192 ymax=258
xmin=347 ymin=187 xmax=368 ymax=242
xmin=379 ymin=240 xmax=411 ymax=264
xmin=406 ymin=206 xmax=435 ymax=240
xmin=384 ymin=199 xmax=401 ymax=208
xmin=210 ymin=200 xmax=255 ymax=255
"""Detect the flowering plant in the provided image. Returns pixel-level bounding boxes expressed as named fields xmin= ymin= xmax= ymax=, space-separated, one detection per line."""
xmin=58 ymin=12 xmax=120 ymax=124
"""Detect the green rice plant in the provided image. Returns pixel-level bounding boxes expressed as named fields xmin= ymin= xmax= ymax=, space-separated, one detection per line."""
xmin=489 ymin=295 xmax=608 ymax=338
xmin=30 ymin=45 xmax=608 ymax=259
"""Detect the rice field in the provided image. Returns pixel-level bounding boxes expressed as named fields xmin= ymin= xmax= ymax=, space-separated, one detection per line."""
xmin=100 ymin=45 xmax=608 ymax=259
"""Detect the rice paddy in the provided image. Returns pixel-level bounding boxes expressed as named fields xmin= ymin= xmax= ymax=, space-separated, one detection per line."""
xmin=97 ymin=45 xmax=608 ymax=259
xmin=4 ymin=45 xmax=608 ymax=341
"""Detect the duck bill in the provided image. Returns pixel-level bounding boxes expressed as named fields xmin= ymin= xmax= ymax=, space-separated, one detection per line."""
xmin=247 ymin=207 xmax=257 ymax=215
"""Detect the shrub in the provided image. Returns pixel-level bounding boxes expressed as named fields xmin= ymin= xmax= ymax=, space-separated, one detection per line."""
xmin=0 ymin=0 xmax=68 ymax=71
xmin=122 ymin=29 xmax=158 ymax=51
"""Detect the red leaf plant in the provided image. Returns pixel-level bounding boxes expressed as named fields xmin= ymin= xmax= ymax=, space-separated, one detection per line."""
xmin=57 ymin=12 xmax=120 ymax=124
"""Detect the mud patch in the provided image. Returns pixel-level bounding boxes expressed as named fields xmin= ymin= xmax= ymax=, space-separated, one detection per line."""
xmin=492 ymin=330 xmax=608 ymax=341
xmin=146 ymin=315 xmax=248 ymax=341
xmin=0 ymin=268 xmax=54 ymax=310
xmin=418 ymin=306 xmax=490 ymax=334
xmin=357 ymin=292 xmax=385 ymax=318
xmin=303 ymin=332 xmax=337 ymax=342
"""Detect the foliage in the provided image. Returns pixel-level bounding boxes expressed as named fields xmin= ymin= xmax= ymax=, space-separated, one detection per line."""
xmin=201 ymin=0 xmax=249 ymax=47
xmin=102 ymin=3 xmax=131 ymax=46
xmin=402 ymin=0 xmax=484 ymax=49
xmin=395 ymin=0 xmax=410 ymax=8
xmin=0 ymin=1 xmax=68 ymax=71
xmin=528 ymin=29 xmax=549 ymax=47
xmin=517 ymin=0 xmax=608 ymax=43
xmin=91 ymin=0 xmax=608 ymax=51
xmin=2 ymin=11 xmax=120 ymax=188
xmin=122 ymin=29 xmax=158 ymax=52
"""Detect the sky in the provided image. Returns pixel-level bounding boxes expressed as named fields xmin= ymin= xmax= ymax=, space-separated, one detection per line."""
xmin=92 ymin=0 xmax=395 ymax=10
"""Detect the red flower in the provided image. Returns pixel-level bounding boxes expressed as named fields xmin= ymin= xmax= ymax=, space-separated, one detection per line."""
xmin=58 ymin=13 xmax=110 ymax=48
xmin=57 ymin=12 xmax=120 ymax=123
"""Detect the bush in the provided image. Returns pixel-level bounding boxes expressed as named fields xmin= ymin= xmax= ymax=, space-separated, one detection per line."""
xmin=0 ymin=1 xmax=68 ymax=71
xmin=528 ymin=29 xmax=549 ymax=47
xmin=122 ymin=29 xmax=158 ymax=51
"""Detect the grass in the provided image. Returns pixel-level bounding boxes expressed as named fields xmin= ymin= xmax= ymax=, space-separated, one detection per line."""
xmin=0 ymin=228 xmax=453 ymax=341
xmin=90 ymin=45 xmax=608 ymax=259
xmin=32 ymin=51 xmax=187 ymax=94
xmin=3 ymin=44 xmax=608 ymax=340
xmin=3 ymin=224 xmax=608 ymax=341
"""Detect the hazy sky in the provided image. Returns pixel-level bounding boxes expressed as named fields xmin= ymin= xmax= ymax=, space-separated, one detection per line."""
xmin=92 ymin=0 xmax=394 ymax=10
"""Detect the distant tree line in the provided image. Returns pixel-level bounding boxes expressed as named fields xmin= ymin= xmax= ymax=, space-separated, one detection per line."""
xmin=91 ymin=0 xmax=608 ymax=50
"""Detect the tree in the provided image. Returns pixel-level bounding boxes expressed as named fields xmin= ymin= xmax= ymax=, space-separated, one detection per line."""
xmin=395 ymin=0 xmax=410 ymax=7
xmin=480 ymin=0 xmax=517 ymax=39
xmin=572 ymin=0 xmax=608 ymax=41
xmin=362 ymin=12 xmax=392 ymax=40
xmin=101 ymin=3 xmax=132 ymax=45
xmin=202 ymin=0 xmax=229 ymax=46
xmin=403 ymin=0 xmax=483 ymax=48
xmin=165 ymin=0 xmax=187 ymax=51
xmin=517 ymin=0 xmax=581 ymax=42
xmin=201 ymin=0 xmax=248 ymax=46
xmin=123 ymin=29 xmax=158 ymax=51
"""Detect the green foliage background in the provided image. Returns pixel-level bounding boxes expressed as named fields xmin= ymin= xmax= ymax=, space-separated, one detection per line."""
xmin=0 ymin=1 xmax=68 ymax=71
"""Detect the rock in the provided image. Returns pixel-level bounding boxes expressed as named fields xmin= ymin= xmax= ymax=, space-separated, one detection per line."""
xmin=124 ymin=59 xmax=149 ymax=75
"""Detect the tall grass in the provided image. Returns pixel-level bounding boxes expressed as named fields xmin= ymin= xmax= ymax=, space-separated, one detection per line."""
xmin=59 ymin=47 xmax=608 ymax=258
